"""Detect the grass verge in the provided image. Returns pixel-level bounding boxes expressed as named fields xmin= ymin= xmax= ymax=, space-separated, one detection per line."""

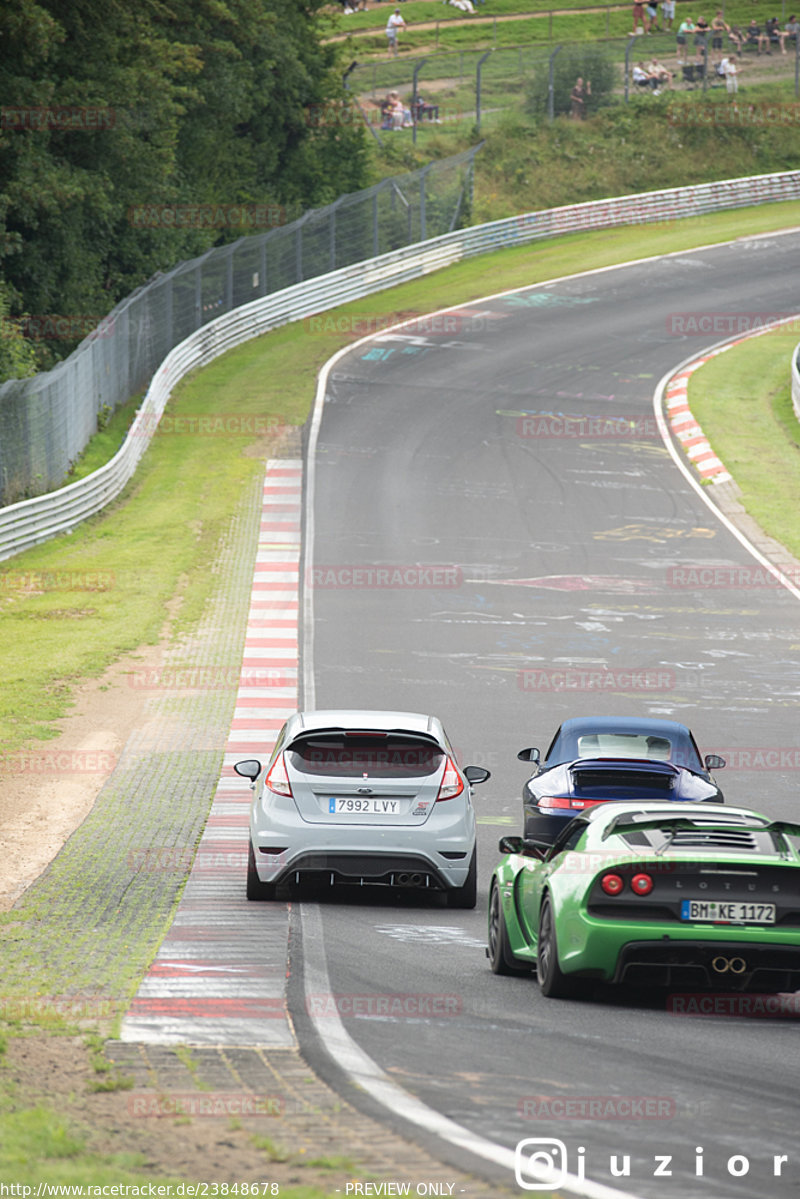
xmin=689 ymin=327 xmax=800 ymax=559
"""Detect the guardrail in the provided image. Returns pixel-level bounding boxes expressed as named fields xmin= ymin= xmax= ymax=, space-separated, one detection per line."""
xmin=2 ymin=168 xmax=800 ymax=563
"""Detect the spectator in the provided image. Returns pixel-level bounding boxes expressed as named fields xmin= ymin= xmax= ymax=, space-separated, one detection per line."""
xmin=632 ymin=0 xmax=646 ymax=34
xmin=413 ymin=94 xmax=441 ymax=122
xmin=660 ymin=0 xmax=676 ymax=30
xmin=744 ymin=19 xmax=769 ymax=53
xmin=648 ymin=57 xmax=675 ymax=87
xmin=728 ymin=24 xmax=745 ymax=54
xmin=633 ymin=61 xmax=660 ymax=89
xmin=786 ymin=14 xmax=800 ymax=47
xmin=448 ymin=0 xmax=476 ymax=10
xmin=570 ymin=76 xmax=591 ymax=118
xmin=646 ymin=0 xmax=659 ymax=31
xmin=676 ymin=16 xmax=695 ymax=62
xmin=385 ymin=8 xmax=406 ymax=55
xmin=765 ymin=16 xmax=788 ymax=53
xmin=710 ymin=11 xmax=730 ymax=59
xmin=694 ymin=15 xmax=710 ymax=61
xmin=719 ymin=54 xmax=740 ymax=92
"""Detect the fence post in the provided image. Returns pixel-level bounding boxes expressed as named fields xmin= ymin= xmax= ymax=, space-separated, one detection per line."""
xmin=625 ymin=35 xmax=636 ymax=101
xmin=476 ymin=49 xmax=493 ymax=134
xmin=373 ymin=191 xmax=379 ymax=258
xmin=548 ymin=45 xmax=562 ymax=121
xmin=194 ymin=266 xmax=202 ymax=329
xmin=412 ymin=57 xmax=428 ymax=145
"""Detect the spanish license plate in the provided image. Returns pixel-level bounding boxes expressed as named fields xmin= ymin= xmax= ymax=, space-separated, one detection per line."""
xmin=680 ymin=900 xmax=776 ymax=924
xmin=329 ymin=797 xmax=401 ymax=815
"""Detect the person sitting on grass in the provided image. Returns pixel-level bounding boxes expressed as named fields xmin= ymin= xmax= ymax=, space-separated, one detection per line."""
xmin=648 ymin=58 xmax=675 ymax=87
xmin=744 ymin=19 xmax=769 ymax=53
xmin=633 ymin=61 xmax=659 ymax=89
xmin=765 ymin=16 xmax=788 ymax=53
xmin=728 ymin=24 xmax=745 ymax=55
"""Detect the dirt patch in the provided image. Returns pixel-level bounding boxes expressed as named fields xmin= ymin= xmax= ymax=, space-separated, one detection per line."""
xmin=0 ymin=641 xmax=165 ymax=911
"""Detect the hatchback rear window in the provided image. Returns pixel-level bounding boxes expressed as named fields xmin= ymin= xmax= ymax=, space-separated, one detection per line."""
xmin=287 ymin=735 xmax=445 ymax=778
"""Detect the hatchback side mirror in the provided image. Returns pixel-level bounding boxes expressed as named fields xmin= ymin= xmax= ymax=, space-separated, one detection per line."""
xmin=464 ymin=765 xmax=490 ymax=785
xmin=234 ymin=758 xmax=262 ymax=781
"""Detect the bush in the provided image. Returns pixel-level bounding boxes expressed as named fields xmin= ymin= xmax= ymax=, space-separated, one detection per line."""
xmin=525 ymin=46 xmax=619 ymax=119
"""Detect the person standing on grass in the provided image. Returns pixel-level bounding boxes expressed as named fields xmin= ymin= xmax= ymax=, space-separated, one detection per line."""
xmin=570 ymin=76 xmax=591 ymax=118
xmin=661 ymin=0 xmax=676 ymax=31
xmin=694 ymin=15 xmax=710 ymax=62
xmin=720 ymin=54 xmax=739 ymax=92
xmin=676 ymin=16 xmax=695 ymax=63
xmin=386 ymin=8 xmax=406 ymax=55
xmin=632 ymin=0 xmax=646 ymax=34
xmin=711 ymin=11 xmax=730 ymax=61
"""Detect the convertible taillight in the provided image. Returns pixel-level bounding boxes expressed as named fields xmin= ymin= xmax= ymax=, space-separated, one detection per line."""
xmin=436 ymin=756 xmax=464 ymax=802
xmin=631 ymin=872 xmax=654 ymax=896
xmin=265 ymin=752 xmax=293 ymax=798
xmin=601 ymin=873 xmax=625 ymax=896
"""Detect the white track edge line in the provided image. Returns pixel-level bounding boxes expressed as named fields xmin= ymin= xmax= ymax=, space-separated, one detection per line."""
xmin=300 ymin=904 xmax=644 ymax=1199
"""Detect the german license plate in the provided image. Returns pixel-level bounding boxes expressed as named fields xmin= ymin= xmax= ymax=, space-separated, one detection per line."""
xmin=328 ymin=797 xmax=400 ymax=815
xmin=680 ymin=899 xmax=776 ymax=924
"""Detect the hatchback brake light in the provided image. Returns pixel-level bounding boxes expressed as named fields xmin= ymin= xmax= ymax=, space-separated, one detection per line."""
xmin=265 ymin=752 xmax=293 ymax=798
xmin=436 ymin=756 xmax=464 ymax=802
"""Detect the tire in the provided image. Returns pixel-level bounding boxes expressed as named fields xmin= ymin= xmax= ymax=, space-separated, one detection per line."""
xmin=488 ymin=882 xmax=530 ymax=974
xmin=447 ymin=848 xmax=477 ymax=909
xmin=247 ymin=841 xmax=277 ymax=900
xmin=537 ymin=895 xmax=579 ymax=998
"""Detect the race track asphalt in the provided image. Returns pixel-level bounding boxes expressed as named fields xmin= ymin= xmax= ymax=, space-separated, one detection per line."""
xmin=300 ymin=231 xmax=800 ymax=1199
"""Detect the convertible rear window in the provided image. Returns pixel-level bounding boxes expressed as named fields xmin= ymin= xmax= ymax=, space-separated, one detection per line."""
xmin=287 ymin=735 xmax=445 ymax=778
xmin=576 ymin=733 xmax=672 ymax=761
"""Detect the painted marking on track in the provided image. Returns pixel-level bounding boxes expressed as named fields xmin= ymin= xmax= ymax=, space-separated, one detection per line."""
xmin=374 ymin=924 xmax=487 ymax=949
xmin=594 ymin=524 xmax=716 ymax=542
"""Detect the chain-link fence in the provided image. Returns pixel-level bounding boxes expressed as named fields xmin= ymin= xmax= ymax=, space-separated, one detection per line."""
xmin=0 ymin=146 xmax=480 ymax=507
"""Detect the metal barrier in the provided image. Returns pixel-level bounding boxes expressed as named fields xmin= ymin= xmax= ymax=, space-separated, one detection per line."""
xmin=2 ymin=168 xmax=800 ymax=563
xmin=793 ymin=343 xmax=800 ymax=424
xmin=0 ymin=146 xmax=480 ymax=508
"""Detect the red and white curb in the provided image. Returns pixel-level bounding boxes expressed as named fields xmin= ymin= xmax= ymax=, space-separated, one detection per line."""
xmin=664 ymin=355 xmax=732 ymax=485
xmin=120 ymin=459 xmax=302 ymax=1046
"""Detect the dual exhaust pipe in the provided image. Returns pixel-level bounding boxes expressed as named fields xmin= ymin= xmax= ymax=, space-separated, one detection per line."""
xmin=395 ymin=872 xmax=424 ymax=887
xmin=711 ymin=955 xmax=747 ymax=975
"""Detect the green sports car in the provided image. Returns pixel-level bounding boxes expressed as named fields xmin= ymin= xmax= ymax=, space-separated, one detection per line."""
xmin=487 ymin=801 xmax=800 ymax=998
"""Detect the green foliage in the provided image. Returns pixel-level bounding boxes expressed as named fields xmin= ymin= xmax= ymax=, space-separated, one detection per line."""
xmin=0 ymin=0 xmax=370 ymax=377
xmin=525 ymin=45 xmax=618 ymax=117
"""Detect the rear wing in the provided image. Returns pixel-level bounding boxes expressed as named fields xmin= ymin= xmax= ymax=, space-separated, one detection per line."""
xmin=602 ymin=812 xmax=800 ymax=844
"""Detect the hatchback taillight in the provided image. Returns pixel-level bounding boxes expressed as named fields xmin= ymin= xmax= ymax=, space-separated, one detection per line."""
xmin=436 ymin=756 xmax=464 ymax=801
xmin=265 ymin=752 xmax=293 ymax=797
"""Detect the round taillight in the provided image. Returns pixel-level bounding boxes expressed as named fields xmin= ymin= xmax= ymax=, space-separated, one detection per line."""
xmin=601 ymin=873 xmax=624 ymax=896
xmin=631 ymin=873 xmax=654 ymax=896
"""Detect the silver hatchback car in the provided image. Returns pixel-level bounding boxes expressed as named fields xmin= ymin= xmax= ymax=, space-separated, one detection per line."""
xmin=235 ymin=709 xmax=490 ymax=907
